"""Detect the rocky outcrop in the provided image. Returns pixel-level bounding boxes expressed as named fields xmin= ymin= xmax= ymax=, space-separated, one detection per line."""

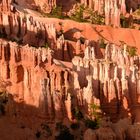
xmin=14 ymin=0 xmax=56 ymax=12
xmin=0 ymin=36 xmax=140 ymax=124
xmin=0 ymin=0 xmax=12 ymax=12
xmin=0 ymin=12 xmax=56 ymax=47
xmin=0 ymin=0 xmax=140 ymax=139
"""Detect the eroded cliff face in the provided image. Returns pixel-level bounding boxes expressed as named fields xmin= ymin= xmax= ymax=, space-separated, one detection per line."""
xmin=1 ymin=0 xmax=140 ymax=140
xmin=1 ymin=36 xmax=140 ymax=140
xmin=11 ymin=0 xmax=140 ymax=27
xmin=1 ymin=38 xmax=140 ymax=121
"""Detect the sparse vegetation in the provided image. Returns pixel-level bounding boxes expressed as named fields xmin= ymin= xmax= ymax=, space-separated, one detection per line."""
xmin=84 ymin=103 xmax=101 ymax=130
xmin=84 ymin=119 xmax=99 ymax=129
xmin=71 ymin=4 xmax=86 ymax=22
xmin=120 ymin=15 xmax=128 ymax=28
xmin=120 ymin=41 xmax=137 ymax=57
xmin=120 ymin=14 xmax=134 ymax=28
xmin=99 ymin=38 xmax=106 ymax=49
xmin=88 ymin=10 xmax=104 ymax=25
xmin=39 ymin=4 xmax=105 ymax=25
xmin=70 ymin=5 xmax=105 ymax=24
xmin=39 ymin=6 xmax=65 ymax=19
xmin=50 ymin=6 xmax=64 ymax=19
xmin=127 ymin=46 xmax=137 ymax=57
xmin=45 ymin=43 xmax=49 ymax=48
xmin=55 ymin=122 xmax=74 ymax=140
xmin=90 ymin=103 xmax=101 ymax=119
xmin=72 ymin=107 xmax=83 ymax=120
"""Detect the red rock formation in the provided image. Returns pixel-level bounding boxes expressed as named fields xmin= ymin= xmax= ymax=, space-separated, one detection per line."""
xmin=1 ymin=0 xmax=140 ymax=139
xmin=0 ymin=36 xmax=139 ymax=124
xmin=0 ymin=0 xmax=11 ymax=12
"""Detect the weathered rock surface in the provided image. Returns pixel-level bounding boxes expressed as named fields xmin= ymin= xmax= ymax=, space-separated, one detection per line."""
xmin=0 ymin=36 xmax=140 ymax=139
xmin=0 ymin=0 xmax=140 ymax=140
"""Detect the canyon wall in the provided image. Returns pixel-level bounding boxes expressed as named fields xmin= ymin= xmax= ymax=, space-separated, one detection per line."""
xmin=12 ymin=0 xmax=140 ymax=27
xmin=0 ymin=12 xmax=56 ymax=47
xmin=1 ymin=0 xmax=140 ymax=139
xmin=1 ymin=37 xmax=140 ymax=122
xmin=1 ymin=11 xmax=140 ymax=61
xmin=1 ymin=38 xmax=140 ymax=139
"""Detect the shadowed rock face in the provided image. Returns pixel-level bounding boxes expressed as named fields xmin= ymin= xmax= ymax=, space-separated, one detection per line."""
xmin=126 ymin=0 xmax=140 ymax=11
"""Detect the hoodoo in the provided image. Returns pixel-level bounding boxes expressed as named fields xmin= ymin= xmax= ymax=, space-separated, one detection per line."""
xmin=0 ymin=0 xmax=140 ymax=140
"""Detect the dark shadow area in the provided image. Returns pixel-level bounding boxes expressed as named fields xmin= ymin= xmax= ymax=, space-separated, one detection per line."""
xmin=64 ymin=28 xmax=83 ymax=42
xmin=0 ymin=91 xmax=75 ymax=140
xmin=56 ymin=0 xmax=77 ymax=13
xmin=125 ymin=0 xmax=140 ymax=12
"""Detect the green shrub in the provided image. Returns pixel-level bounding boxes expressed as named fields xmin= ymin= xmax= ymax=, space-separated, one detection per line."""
xmin=120 ymin=14 xmax=133 ymax=28
xmin=89 ymin=103 xmax=102 ymax=128
xmin=44 ymin=43 xmax=49 ymax=48
xmin=72 ymin=107 xmax=83 ymax=120
xmin=84 ymin=119 xmax=99 ymax=130
xmin=39 ymin=6 xmax=64 ymax=19
xmin=120 ymin=15 xmax=128 ymax=28
xmin=99 ymin=38 xmax=106 ymax=49
xmin=88 ymin=10 xmax=104 ymax=25
xmin=127 ymin=46 xmax=137 ymax=57
xmin=50 ymin=6 xmax=64 ymax=19
xmin=90 ymin=104 xmax=101 ymax=118
xmin=71 ymin=4 xmax=86 ymax=22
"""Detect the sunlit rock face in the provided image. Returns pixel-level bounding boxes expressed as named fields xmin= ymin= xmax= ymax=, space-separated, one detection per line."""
xmin=0 ymin=38 xmax=140 ymax=122
xmin=1 ymin=0 xmax=140 ymax=140
xmin=12 ymin=0 xmax=140 ymax=14
xmin=0 ymin=0 xmax=12 ymax=11
xmin=7 ymin=0 xmax=139 ymax=28
xmin=1 ymin=39 xmax=140 ymax=139
xmin=13 ymin=0 xmax=57 ymax=12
